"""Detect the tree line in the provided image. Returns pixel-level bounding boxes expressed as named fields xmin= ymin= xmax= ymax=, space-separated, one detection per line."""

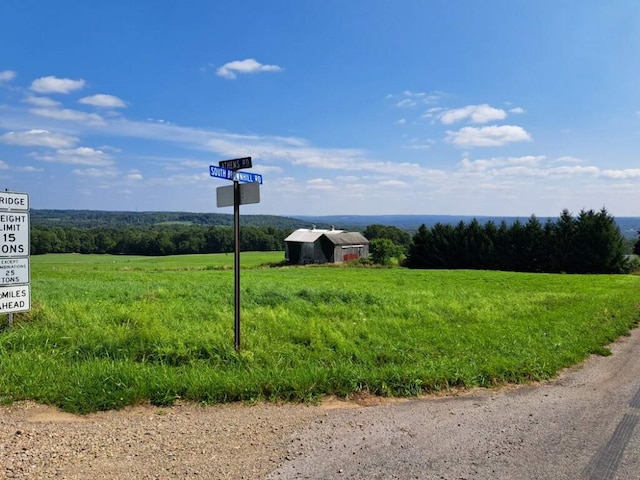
xmin=30 ymin=209 xmax=638 ymax=273
xmin=31 ymin=225 xmax=289 ymax=256
xmin=31 ymin=209 xmax=308 ymax=229
xmin=404 ymin=209 xmax=630 ymax=274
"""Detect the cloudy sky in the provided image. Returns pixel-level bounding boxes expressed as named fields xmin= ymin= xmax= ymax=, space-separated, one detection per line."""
xmin=1 ymin=1 xmax=639 ymax=217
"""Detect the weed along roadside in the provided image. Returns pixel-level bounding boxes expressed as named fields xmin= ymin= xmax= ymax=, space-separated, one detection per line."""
xmin=1 ymin=251 xmax=639 ymax=413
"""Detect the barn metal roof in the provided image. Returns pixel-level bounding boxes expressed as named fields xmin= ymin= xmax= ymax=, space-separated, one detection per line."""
xmin=284 ymin=228 xmax=369 ymax=245
xmin=323 ymin=231 xmax=369 ymax=245
xmin=284 ymin=229 xmax=341 ymax=242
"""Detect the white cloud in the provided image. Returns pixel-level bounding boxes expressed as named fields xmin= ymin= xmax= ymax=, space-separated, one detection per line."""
xmin=439 ymin=104 xmax=507 ymax=124
xmin=30 ymin=76 xmax=86 ymax=94
xmin=395 ymin=118 xmax=407 ymax=125
xmin=454 ymin=155 xmax=625 ymax=181
xmin=307 ymin=178 xmax=337 ymax=190
xmin=29 ymin=107 xmax=105 ymax=125
xmin=0 ymin=129 xmax=79 ymax=148
xmin=336 ymin=175 xmax=359 ymax=183
xmin=549 ymin=165 xmax=600 ymax=176
xmin=252 ymin=165 xmax=284 ymax=174
xmin=72 ymin=167 xmax=119 ymax=177
xmin=403 ymin=138 xmax=435 ymax=150
xmin=79 ymin=94 xmax=127 ymax=108
xmin=445 ymin=125 xmax=532 ymax=147
xmin=32 ymin=147 xmax=114 ymax=166
xmin=216 ymin=58 xmax=282 ymax=79
xmin=459 ymin=155 xmax=545 ymax=172
xmin=554 ymin=155 xmax=585 ymax=164
xmin=378 ymin=179 xmax=407 ymax=187
xmin=0 ymin=160 xmax=8 ymax=169
xmin=126 ymin=170 xmax=143 ymax=180
xmin=509 ymin=107 xmax=525 ymax=114
xmin=391 ymin=90 xmax=443 ymax=108
xmin=23 ymin=95 xmax=62 ymax=108
xmin=395 ymin=99 xmax=415 ymax=108
xmin=601 ymin=169 xmax=640 ymax=179
xmin=0 ymin=70 xmax=16 ymax=84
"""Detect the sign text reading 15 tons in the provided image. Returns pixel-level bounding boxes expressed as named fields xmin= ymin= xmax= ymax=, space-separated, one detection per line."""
xmin=0 ymin=212 xmax=29 ymax=255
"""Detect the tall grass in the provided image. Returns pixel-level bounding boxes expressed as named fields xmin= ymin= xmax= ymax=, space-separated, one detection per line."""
xmin=0 ymin=253 xmax=638 ymax=413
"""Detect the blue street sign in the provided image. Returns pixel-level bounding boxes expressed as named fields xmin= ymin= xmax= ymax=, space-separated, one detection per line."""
xmin=235 ymin=171 xmax=263 ymax=184
xmin=209 ymin=166 xmax=263 ymax=184
xmin=209 ymin=165 xmax=235 ymax=180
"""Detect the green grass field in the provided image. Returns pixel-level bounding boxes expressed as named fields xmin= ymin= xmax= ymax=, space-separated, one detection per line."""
xmin=1 ymin=252 xmax=639 ymax=413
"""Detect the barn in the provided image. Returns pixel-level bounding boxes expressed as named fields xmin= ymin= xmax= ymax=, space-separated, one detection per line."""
xmin=284 ymin=227 xmax=369 ymax=265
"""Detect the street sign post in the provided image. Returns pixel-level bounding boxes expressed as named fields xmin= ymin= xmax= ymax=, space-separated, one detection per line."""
xmin=210 ymin=158 xmax=263 ymax=353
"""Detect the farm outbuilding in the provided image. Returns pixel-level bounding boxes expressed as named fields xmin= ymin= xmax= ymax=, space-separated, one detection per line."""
xmin=284 ymin=227 xmax=369 ymax=265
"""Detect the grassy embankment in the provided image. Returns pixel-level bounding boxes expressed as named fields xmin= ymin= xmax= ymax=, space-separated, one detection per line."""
xmin=1 ymin=252 xmax=639 ymax=413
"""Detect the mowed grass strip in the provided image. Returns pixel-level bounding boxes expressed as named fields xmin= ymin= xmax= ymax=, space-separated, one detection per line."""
xmin=0 ymin=253 xmax=638 ymax=413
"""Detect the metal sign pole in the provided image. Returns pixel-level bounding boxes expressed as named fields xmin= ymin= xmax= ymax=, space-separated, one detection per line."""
xmin=212 ymin=157 xmax=261 ymax=354
xmin=233 ymin=178 xmax=241 ymax=353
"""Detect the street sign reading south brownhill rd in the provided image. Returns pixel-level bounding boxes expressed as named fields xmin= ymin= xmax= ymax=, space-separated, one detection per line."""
xmin=219 ymin=156 xmax=252 ymax=170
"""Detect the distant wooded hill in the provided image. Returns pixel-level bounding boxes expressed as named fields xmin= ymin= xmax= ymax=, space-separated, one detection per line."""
xmin=31 ymin=210 xmax=640 ymax=238
xmin=31 ymin=210 xmax=324 ymax=230
xmin=29 ymin=209 xmax=639 ymax=260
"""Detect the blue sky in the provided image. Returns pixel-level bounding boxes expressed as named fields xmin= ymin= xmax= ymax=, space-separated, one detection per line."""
xmin=1 ymin=1 xmax=639 ymax=217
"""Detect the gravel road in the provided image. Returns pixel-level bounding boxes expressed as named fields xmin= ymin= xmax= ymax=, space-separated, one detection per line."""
xmin=3 ymin=326 xmax=640 ymax=479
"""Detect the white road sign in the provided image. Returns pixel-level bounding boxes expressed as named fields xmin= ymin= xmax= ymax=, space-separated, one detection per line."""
xmin=0 ymin=257 xmax=29 ymax=285
xmin=217 ymin=182 xmax=261 ymax=208
xmin=0 ymin=192 xmax=29 ymax=211
xmin=0 ymin=284 xmax=30 ymax=314
xmin=0 ymin=212 xmax=29 ymax=256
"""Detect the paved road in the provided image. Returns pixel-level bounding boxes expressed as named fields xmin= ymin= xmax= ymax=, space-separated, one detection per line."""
xmin=269 ymin=326 xmax=640 ymax=480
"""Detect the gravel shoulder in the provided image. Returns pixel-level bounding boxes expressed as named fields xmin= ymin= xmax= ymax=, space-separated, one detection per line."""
xmin=3 ymin=327 xmax=640 ymax=479
xmin=0 ymin=399 xmax=328 ymax=479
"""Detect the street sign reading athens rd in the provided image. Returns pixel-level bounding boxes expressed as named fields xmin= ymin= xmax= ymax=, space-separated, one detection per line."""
xmin=219 ymin=156 xmax=252 ymax=171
